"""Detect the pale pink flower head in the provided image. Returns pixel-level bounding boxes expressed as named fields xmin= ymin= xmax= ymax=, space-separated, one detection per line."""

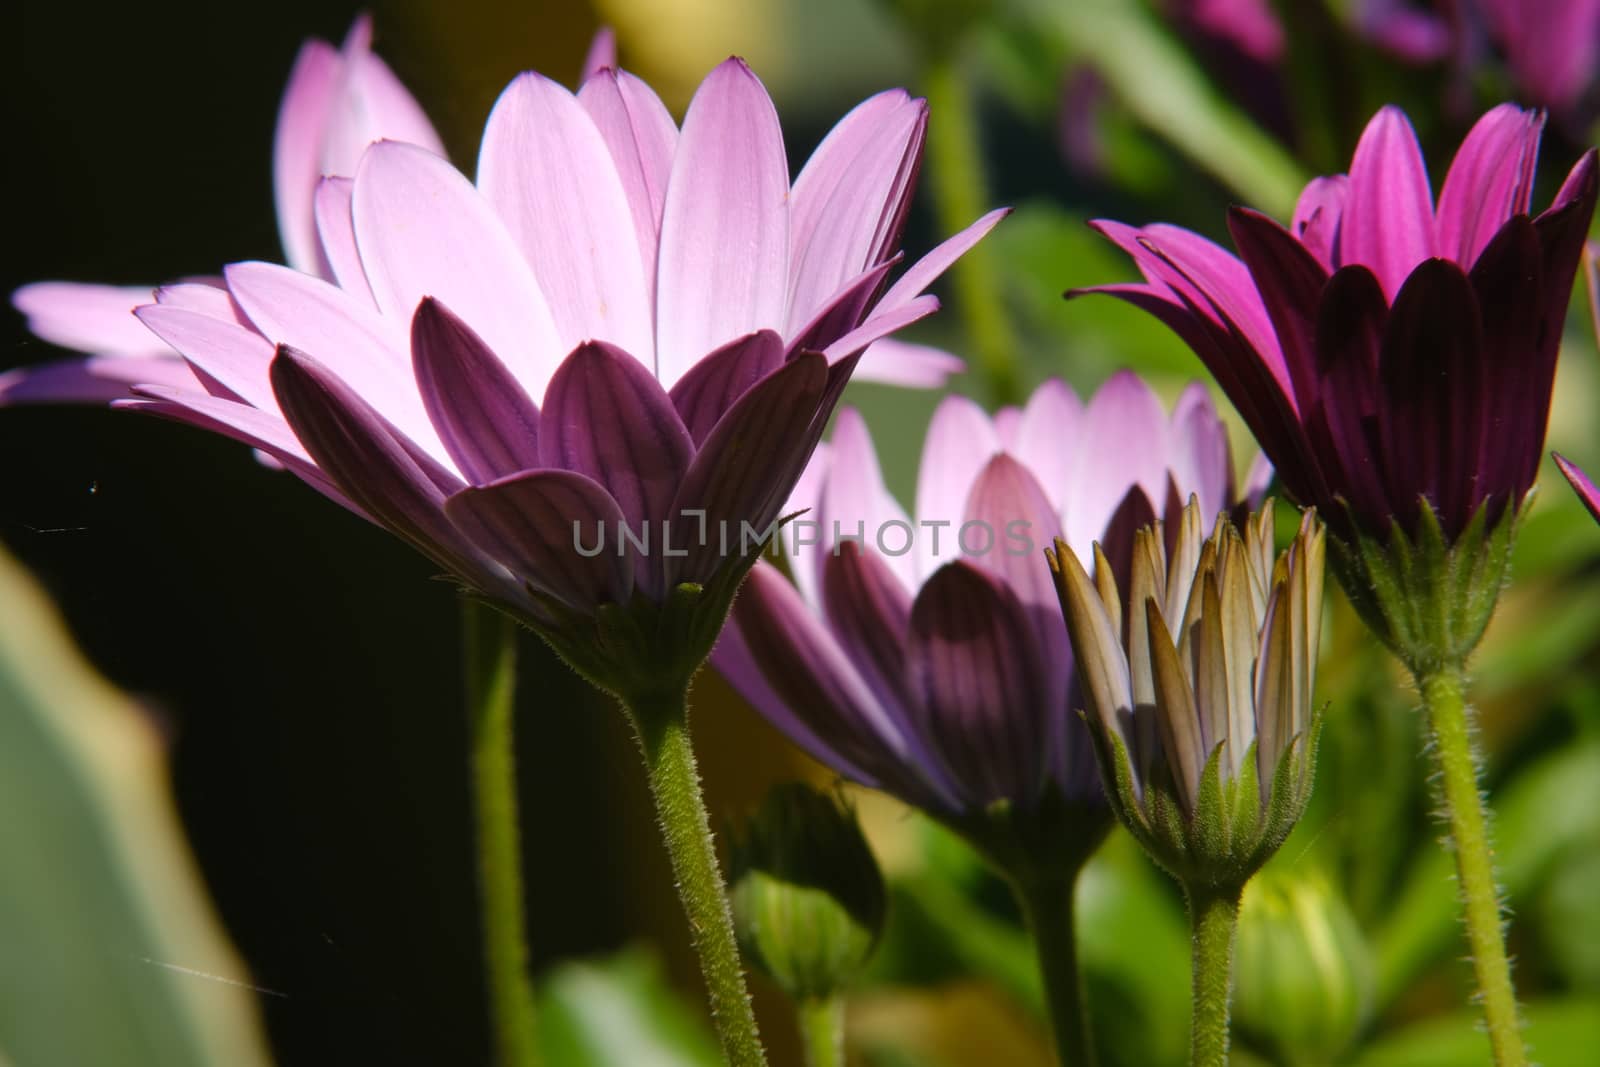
xmin=11 ymin=42 xmax=1001 ymax=686
xmin=716 ymin=372 xmax=1265 ymax=819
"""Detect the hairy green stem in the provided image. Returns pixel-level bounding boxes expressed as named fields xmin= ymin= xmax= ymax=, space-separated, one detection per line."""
xmin=923 ymin=54 xmax=1021 ymax=406
xmin=1016 ymin=875 xmax=1095 ymax=1066
xmin=1185 ymin=886 xmax=1241 ymax=1067
xmin=463 ymin=602 xmax=541 ymax=1067
xmin=625 ymin=690 xmax=767 ymax=1067
xmin=1419 ymin=668 xmax=1528 ymax=1066
xmin=797 ymin=996 xmax=844 ymax=1067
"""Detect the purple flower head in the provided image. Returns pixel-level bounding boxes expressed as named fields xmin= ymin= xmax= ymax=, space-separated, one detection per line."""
xmin=5 ymin=18 xmax=965 ymax=408
xmin=7 ymin=32 xmax=1004 ymax=688
xmin=1078 ymin=103 xmax=1599 ymax=546
xmin=1555 ymin=242 xmax=1600 ymax=524
xmin=715 ymin=372 xmax=1266 ymax=821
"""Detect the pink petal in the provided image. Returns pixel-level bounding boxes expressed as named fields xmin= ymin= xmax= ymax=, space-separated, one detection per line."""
xmin=877 ymin=208 xmax=1009 ymax=312
xmin=1291 ymin=175 xmax=1348 ymax=269
xmin=962 ymin=454 xmax=1066 ymax=649
xmin=578 ymin=70 xmax=679 ymax=301
xmin=1436 ymin=104 xmax=1544 ymax=267
xmin=1065 ymin=370 xmax=1168 ymax=553
xmin=318 ymin=17 xmax=445 ymax=178
xmin=134 ymin=304 xmax=278 ymax=410
xmin=853 ymin=338 xmax=965 ymax=388
xmin=786 ymin=91 xmax=927 ymax=331
xmin=914 ymin=394 xmax=1001 ymax=580
xmin=478 ymin=73 xmax=653 ymax=361
xmin=1167 ymin=382 xmax=1234 ymax=520
xmin=1555 ymin=454 xmax=1600 ymax=524
xmin=1012 ymin=378 xmax=1083 ymax=511
xmin=352 ymin=141 xmax=564 ymax=400
xmin=819 ymin=294 xmax=940 ymax=363
xmin=580 ymin=27 xmax=618 ymax=82
xmin=273 ymin=38 xmax=341 ymax=276
xmin=152 ymin=280 xmax=239 ymax=319
xmin=0 ymin=356 xmax=200 ymax=406
xmin=1340 ymin=106 xmax=1436 ymax=300
xmin=313 ymin=177 xmax=374 ymax=305
xmin=224 ymin=260 xmax=442 ymax=460
xmin=821 ymin=408 xmax=917 ymax=593
xmin=654 ymin=58 xmax=790 ymax=387
xmin=14 ymin=282 xmax=167 ymax=359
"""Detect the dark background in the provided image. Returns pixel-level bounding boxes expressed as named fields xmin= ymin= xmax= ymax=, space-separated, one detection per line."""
xmin=4 ymin=3 xmax=816 ymax=1063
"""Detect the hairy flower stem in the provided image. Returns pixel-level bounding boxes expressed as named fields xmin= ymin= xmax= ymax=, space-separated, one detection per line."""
xmin=463 ymin=602 xmax=541 ymax=1067
xmin=625 ymin=689 xmax=767 ymax=1067
xmin=1185 ymin=885 xmax=1241 ymax=1067
xmin=1016 ymin=875 xmax=1095 ymax=1066
xmin=797 ymin=996 xmax=844 ymax=1067
xmin=923 ymin=55 xmax=1021 ymax=407
xmin=1418 ymin=668 xmax=1528 ymax=1066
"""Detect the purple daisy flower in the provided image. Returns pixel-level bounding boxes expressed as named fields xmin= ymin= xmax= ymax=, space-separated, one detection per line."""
xmin=1078 ymin=103 xmax=1597 ymax=546
xmin=715 ymin=371 xmax=1266 ymax=819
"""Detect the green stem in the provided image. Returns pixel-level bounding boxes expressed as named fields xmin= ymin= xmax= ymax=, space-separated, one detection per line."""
xmin=797 ymin=996 xmax=844 ymax=1067
xmin=625 ymin=690 xmax=767 ymax=1067
xmin=923 ymin=53 xmax=1021 ymax=407
xmin=1418 ymin=668 xmax=1528 ymax=1066
xmin=463 ymin=602 xmax=541 ymax=1067
xmin=1016 ymin=875 xmax=1094 ymax=1066
xmin=1185 ymin=886 xmax=1241 ymax=1067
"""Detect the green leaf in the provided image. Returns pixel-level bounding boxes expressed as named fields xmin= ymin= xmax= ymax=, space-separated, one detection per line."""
xmin=536 ymin=948 xmax=721 ymax=1067
xmin=0 ymin=544 xmax=273 ymax=1067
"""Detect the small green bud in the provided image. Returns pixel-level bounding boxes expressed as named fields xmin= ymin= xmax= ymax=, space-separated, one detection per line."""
xmin=727 ymin=784 xmax=887 ymax=1001
xmin=1233 ymin=868 xmax=1373 ymax=1065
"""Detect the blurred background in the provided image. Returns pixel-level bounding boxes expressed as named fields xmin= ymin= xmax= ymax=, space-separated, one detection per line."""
xmin=4 ymin=0 xmax=1598 ymax=1064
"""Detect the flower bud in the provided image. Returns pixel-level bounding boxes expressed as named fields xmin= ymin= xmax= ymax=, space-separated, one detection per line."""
xmin=727 ymin=784 xmax=887 ymax=1001
xmin=1233 ymin=868 xmax=1373 ymax=1064
xmin=1048 ymin=500 xmax=1326 ymax=890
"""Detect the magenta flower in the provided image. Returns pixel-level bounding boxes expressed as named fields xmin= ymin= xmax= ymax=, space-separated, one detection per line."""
xmin=5 ymin=19 xmax=961 ymax=409
xmin=1479 ymin=0 xmax=1600 ymax=117
xmin=14 ymin=53 xmax=998 ymax=683
xmin=715 ymin=372 xmax=1264 ymax=818
xmin=1078 ymin=103 xmax=1598 ymax=546
xmin=1555 ymin=243 xmax=1600 ymax=524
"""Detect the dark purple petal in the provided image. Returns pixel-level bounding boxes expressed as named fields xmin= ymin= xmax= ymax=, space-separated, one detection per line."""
xmin=1467 ymin=217 xmax=1544 ymax=512
xmin=1311 ymin=265 xmax=1391 ymax=533
xmin=1097 ymin=485 xmax=1158 ymax=617
xmin=666 ymin=329 xmax=783 ymax=445
xmin=1227 ymin=206 xmax=1330 ymax=416
xmin=541 ymin=341 xmax=693 ymax=598
xmin=444 ymin=468 xmax=633 ymax=613
xmin=412 ymin=297 xmax=542 ymax=485
xmin=821 ymin=542 xmax=916 ymax=721
xmin=1554 ymin=454 xmax=1600 ymax=525
xmin=668 ymin=352 xmax=829 ymax=587
xmin=732 ymin=562 xmax=955 ymax=810
xmin=1377 ymin=259 xmax=1486 ymax=537
xmin=1291 ymin=175 xmax=1348 ymax=269
xmin=270 ymin=346 xmax=503 ymax=587
xmin=907 ymin=561 xmax=1052 ymax=811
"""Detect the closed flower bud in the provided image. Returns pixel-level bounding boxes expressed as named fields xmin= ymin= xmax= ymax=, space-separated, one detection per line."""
xmin=1233 ymin=868 xmax=1373 ymax=1065
xmin=1048 ymin=500 xmax=1326 ymax=890
xmin=727 ymin=784 xmax=887 ymax=1001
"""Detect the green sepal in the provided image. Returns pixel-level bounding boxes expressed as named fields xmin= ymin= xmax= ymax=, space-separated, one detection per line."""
xmin=1327 ymin=493 xmax=1528 ymax=676
xmin=1191 ymin=740 xmax=1232 ymax=862
xmin=1226 ymin=739 xmax=1264 ymax=852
